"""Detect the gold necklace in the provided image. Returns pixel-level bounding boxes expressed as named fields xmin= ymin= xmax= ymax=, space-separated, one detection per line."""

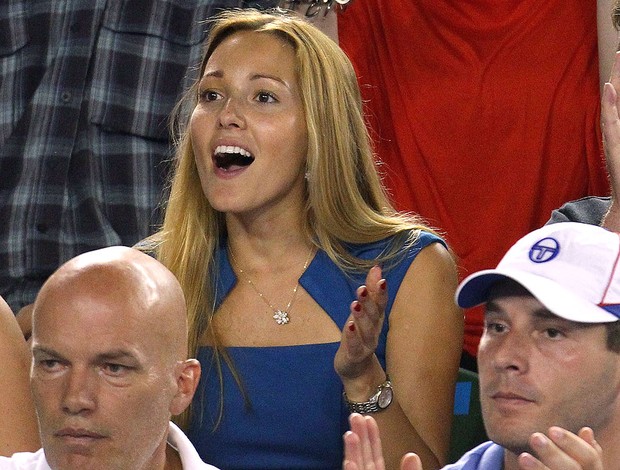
xmin=229 ymin=247 xmax=314 ymax=325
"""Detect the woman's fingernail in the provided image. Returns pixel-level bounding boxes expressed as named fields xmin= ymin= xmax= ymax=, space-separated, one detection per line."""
xmin=353 ymin=302 xmax=361 ymax=312
xmin=348 ymin=322 xmax=356 ymax=332
xmin=379 ymin=280 xmax=387 ymax=290
xmin=360 ymin=287 xmax=368 ymax=298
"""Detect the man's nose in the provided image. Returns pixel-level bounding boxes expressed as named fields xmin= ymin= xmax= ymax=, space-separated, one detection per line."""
xmin=61 ymin=367 xmax=97 ymax=415
xmin=491 ymin=331 xmax=530 ymax=373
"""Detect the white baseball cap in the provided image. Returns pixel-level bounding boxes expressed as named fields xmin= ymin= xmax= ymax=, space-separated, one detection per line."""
xmin=456 ymin=222 xmax=620 ymax=323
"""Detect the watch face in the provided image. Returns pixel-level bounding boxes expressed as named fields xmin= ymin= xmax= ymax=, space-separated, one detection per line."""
xmin=377 ymin=386 xmax=393 ymax=409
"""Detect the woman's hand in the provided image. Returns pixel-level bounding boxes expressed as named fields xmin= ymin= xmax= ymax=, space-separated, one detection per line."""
xmin=337 ymin=243 xmax=462 ymax=470
xmin=334 ymin=266 xmax=388 ymax=399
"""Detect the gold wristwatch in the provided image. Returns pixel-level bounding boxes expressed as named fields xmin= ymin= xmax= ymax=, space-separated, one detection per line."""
xmin=343 ymin=376 xmax=393 ymax=413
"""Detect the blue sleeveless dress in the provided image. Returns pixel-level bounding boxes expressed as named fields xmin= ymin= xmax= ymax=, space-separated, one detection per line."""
xmin=188 ymin=231 xmax=445 ymax=469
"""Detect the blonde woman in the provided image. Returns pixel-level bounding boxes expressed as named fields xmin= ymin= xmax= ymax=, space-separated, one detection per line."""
xmin=143 ymin=9 xmax=463 ymax=470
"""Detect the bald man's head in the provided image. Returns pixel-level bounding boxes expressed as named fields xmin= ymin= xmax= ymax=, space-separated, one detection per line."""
xmin=33 ymin=246 xmax=188 ymax=357
xmin=29 ymin=246 xmax=200 ymax=470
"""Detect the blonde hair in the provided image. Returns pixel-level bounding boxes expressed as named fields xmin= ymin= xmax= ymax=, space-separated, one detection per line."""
xmin=144 ymin=8 xmax=435 ymax=427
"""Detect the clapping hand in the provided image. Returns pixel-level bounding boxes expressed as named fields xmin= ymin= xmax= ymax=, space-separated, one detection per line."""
xmin=517 ymin=427 xmax=603 ymax=470
xmin=601 ymin=51 xmax=620 ymax=230
xmin=343 ymin=413 xmax=422 ymax=470
xmin=334 ymin=265 xmax=387 ymax=383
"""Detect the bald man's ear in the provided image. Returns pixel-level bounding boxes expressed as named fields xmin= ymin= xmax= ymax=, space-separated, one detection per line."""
xmin=170 ymin=359 xmax=201 ymax=416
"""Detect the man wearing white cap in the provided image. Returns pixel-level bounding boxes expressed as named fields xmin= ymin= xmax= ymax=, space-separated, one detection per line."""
xmin=343 ymin=222 xmax=620 ymax=470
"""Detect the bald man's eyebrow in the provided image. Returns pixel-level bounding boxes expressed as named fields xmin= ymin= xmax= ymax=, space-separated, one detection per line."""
xmin=31 ymin=346 xmax=143 ymax=367
xmin=31 ymin=345 xmax=64 ymax=360
xmin=95 ymin=350 xmax=141 ymax=364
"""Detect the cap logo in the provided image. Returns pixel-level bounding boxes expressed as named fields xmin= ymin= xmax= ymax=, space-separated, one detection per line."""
xmin=529 ymin=237 xmax=560 ymax=263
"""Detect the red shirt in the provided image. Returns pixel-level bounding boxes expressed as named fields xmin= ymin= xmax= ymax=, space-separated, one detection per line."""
xmin=339 ymin=0 xmax=609 ymax=356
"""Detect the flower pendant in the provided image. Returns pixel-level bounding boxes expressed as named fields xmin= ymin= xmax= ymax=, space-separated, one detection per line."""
xmin=273 ymin=310 xmax=290 ymax=325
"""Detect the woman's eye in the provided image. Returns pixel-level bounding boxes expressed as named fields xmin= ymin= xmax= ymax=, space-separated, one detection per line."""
xmin=198 ymin=90 xmax=220 ymax=102
xmin=255 ymin=91 xmax=276 ymax=103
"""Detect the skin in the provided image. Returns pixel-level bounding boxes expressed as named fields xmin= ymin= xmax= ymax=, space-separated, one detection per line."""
xmin=30 ymin=247 xmax=200 ymax=470
xmin=343 ymin=418 xmax=604 ymax=470
xmin=192 ymin=30 xmax=322 ymax=350
xmin=191 ymin=31 xmax=308 ymax=221
xmin=602 ymin=50 xmax=620 ymax=231
xmin=192 ymin=30 xmax=462 ymax=470
xmin=343 ymin=413 xmax=422 ymax=470
xmin=0 ymin=296 xmax=39 ymax=455
xmin=598 ymin=0 xmax=618 ymax=94
xmin=479 ymin=281 xmax=618 ymax=470
xmin=343 ymin=281 xmax=615 ymax=470
xmin=334 ymin=248 xmax=463 ymax=470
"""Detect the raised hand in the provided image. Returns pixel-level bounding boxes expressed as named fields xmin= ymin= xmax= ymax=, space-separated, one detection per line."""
xmin=343 ymin=413 xmax=423 ymax=470
xmin=334 ymin=265 xmax=387 ymax=383
xmin=601 ymin=51 xmax=620 ymax=230
xmin=517 ymin=427 xmax=603 ymax=470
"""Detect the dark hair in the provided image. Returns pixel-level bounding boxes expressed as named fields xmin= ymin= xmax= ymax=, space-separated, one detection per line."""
xmin=606 ymin=320 xmax=620 ymax=352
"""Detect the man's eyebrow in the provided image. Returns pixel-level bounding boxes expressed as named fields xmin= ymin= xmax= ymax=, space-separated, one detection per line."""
xmin=95 ymin=350 xmax=140 ymax=362
xmin=485 ymin=302 xmax=594 ymax=330
xmin=484 ymin=302 xmax=556 ymax=320
xmin=31 ymin=345 xmax=63 ymax=358
xmin=32 ymin=347 xmax=141 ymax=363
xmin=530 ymin=308 xmax=558 ymax=320
xmin=531 ymin=308 xmax=595 ymax=330
xmin=483 ymin=300 xmax=504 ymax=315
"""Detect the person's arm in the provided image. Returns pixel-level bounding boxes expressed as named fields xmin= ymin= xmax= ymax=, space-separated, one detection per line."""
xmin=304 ymin=10 xmax=338 ymax=42
xmin=284 ymin=0 xmax=354 ymax=43
xmin=516 ymin=427 xmax=603 ymax=470
xmin=0 ymin=297 xmax=39 ymax=455
xmin=598 ymin=0 xmax=618 ymax=93
xmin=601 ymin=51 xmax=620 ymax=231
xmin=15 ymin=303 xmax=34 ymax=341
xmin=335 ymin=243 xmax=464 ymax=470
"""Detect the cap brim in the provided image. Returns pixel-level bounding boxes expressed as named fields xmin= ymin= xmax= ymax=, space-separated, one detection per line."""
xmin=456 ymin=269 xmax=619 ymax=323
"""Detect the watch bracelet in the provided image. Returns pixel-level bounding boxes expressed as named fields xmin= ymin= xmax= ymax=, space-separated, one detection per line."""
xmin=342 ymin=375 xmax=391 ymax=414
xmin=344 ymin=399 xmax=381 ymax=414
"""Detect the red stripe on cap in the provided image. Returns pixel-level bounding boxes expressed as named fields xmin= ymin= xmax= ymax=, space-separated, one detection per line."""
xmin=601 ymin=233 xmax=620 ymax=304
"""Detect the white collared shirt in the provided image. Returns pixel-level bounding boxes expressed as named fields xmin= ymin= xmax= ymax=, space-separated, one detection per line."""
xmin=0 ymin=422 xmax=219 ymax=470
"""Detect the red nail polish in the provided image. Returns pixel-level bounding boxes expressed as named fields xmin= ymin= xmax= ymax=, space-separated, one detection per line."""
xmin=348 ymin=322 xmax=356 ymax=332
xmin=379 ymin=280 xmax=387 ymax=290
xmin=353 ymin=303 xmax=361 ymax=312
xmin=360 ymin=287 xmax=368 ymax=297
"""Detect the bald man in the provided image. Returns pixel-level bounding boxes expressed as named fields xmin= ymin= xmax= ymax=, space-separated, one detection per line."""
xmin=0 ymin=246 xmax=218 ymax=470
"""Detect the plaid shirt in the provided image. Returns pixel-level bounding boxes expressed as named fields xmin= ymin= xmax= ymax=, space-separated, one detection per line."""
xmin=0 ymin=0 xmax=255 ymax=311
